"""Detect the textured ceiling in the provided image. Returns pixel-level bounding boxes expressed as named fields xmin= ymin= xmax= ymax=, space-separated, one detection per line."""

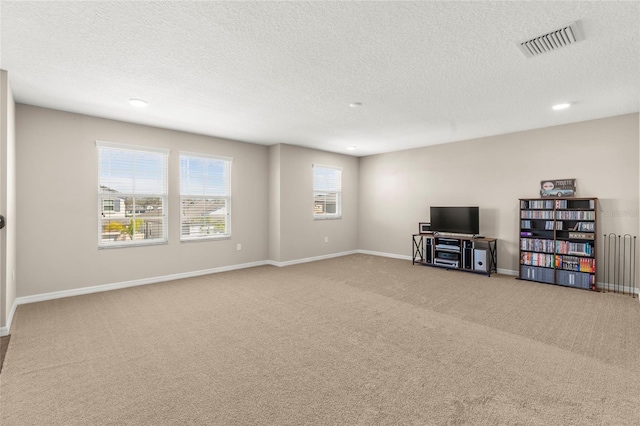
xmin=1 ymin=1 xmax=638 ymax=156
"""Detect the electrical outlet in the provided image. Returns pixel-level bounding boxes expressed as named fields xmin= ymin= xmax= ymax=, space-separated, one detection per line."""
xmin=324 ymin=237 xmax=328 ymax=243
xmin=237 ymin=243 xmax=242 ymax=251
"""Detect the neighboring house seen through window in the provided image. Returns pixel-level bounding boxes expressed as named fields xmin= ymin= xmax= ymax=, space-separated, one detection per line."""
xmin=313 ymin=164 xmax=342 ymax=219
xmin=180 ymin=152 xmax=232 ymax=241
xmin=97 ymin=141 xmax=169 ymax=248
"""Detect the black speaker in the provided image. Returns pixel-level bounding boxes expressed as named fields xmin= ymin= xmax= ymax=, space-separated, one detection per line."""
xmin=463 ymin=240 xmax=473 ymax=269
xmin=425 ymin=238 xmax=433 ymax=264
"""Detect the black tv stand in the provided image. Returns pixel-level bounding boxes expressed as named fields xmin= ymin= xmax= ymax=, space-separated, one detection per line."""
xmin=412 ymin=233 xmax=497 ymax=276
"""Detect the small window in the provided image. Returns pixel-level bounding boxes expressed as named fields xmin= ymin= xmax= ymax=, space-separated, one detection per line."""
xmin=180 ymin=152 xmax=232 ymax=241
xmin=97 ymin=141 xmax=169 ymax=248
xmin=313 ymin=164 xmax=342 ymax=219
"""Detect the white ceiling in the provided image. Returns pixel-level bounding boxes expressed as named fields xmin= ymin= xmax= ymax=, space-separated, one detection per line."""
xmin=1 ymin=1 xmax=638 ymax=157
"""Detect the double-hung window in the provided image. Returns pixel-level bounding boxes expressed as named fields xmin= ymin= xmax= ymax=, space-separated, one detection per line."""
xmin=313 ymin=164 xmax=342 ymax=219
xmin=180 ymin=152 xmax=232 ymax=241
xmin=97 ymin=141 xmax=169 ymax=248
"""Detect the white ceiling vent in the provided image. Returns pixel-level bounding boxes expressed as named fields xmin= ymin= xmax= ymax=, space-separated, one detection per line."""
xmin=518 ymin=21 xmax=583 ymax=58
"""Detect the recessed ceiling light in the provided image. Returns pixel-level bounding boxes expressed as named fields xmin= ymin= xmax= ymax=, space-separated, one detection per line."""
xmin=129 ymin=98 xmax=148 ymax=108
xmin=552 ymin=102 xmax=571 ymax=110
xmin=347 ymin=146 xmax=357 ymax=151
xmin=349 ymin=102 xmax=362 ymax=108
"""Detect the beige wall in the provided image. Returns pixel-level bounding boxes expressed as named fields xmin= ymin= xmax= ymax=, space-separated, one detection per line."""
xmin=358 ymin=114 xmax=639 ymax=275
xmin=1 ymin=70 xmax=17 ymax=332
xmin=10 ymin=103 xmax=640 ymax=300
xmin=15 ymin=105 xmax=269 ymax=297
xmin=14 ymin=107 xmax=360 ymax=299
xmin=274 ymin=144 xmax=359 ymax=262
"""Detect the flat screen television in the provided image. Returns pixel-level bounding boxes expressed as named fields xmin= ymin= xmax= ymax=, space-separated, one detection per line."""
xmin=430 ymin=206 xmax=480 ymax=235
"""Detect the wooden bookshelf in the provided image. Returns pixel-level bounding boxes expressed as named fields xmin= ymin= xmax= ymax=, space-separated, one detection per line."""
xmin=519 ymin=197 xmax=597 ymax=290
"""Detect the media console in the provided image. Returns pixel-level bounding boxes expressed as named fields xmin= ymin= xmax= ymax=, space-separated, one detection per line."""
xmin=412 ymin=234 xmax=497 ymax=276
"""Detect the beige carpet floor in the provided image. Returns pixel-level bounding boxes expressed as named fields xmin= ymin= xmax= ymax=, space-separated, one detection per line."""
xmin=1 ymin=254 xmax=639 ymax=425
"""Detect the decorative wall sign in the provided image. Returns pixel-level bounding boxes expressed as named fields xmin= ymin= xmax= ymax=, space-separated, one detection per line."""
xmin=540 ymin=179 xmax=576 ymax=198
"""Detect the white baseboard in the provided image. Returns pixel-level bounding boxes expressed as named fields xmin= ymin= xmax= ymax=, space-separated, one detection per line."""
xmin=497 ymin=268 xmax=518 ymax=276
xmin=13 ymin=260 xmax=269 ymax=307
xmin=357 ymin=249 xmax=412 ymax=261
xmin=268 ymin=250 xmax=359 ymax=267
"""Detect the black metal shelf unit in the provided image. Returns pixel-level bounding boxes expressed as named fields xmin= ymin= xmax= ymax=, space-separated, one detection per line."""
xmin=412 ymin=234 xmax=497 ymax=277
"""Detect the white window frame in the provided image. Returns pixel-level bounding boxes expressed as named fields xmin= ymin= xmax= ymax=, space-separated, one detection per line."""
xmin=313 ymin=164 xmax=342 ymax=220
xmin=97 ymin=141 xmax=169 ymax=248
xmin=179 ymin=152 xmax=232 ymax=242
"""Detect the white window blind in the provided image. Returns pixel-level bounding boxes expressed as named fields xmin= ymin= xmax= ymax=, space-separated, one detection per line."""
xmin=180 ymin=152 xmax=232 ymax=241
xmin=97 ymin=141 xmax=169 ymax=248
xmin=313 ymin=164 xmax=342 ymax=219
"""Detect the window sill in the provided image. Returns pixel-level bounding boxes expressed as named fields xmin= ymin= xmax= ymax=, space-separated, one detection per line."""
xmin=180 ymin=235 xmax=232 ymax=243
xmin=313 ymin=216 xmax=342 ymax=220
xmin=98 ymin=240 xmax=168 ymax=249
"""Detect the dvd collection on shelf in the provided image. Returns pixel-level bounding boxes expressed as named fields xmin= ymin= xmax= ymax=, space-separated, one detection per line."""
xmin=518 ymin=197 xmax=597 ymax=290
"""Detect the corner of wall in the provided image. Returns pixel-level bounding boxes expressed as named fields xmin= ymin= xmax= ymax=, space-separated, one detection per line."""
xmin=0 ymin=299 xmax=17 ymax=337
xmin=0 ymin=69 xmax=17 ymax=332
xmin=268 ymin=144 xmax=282 ymax=262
